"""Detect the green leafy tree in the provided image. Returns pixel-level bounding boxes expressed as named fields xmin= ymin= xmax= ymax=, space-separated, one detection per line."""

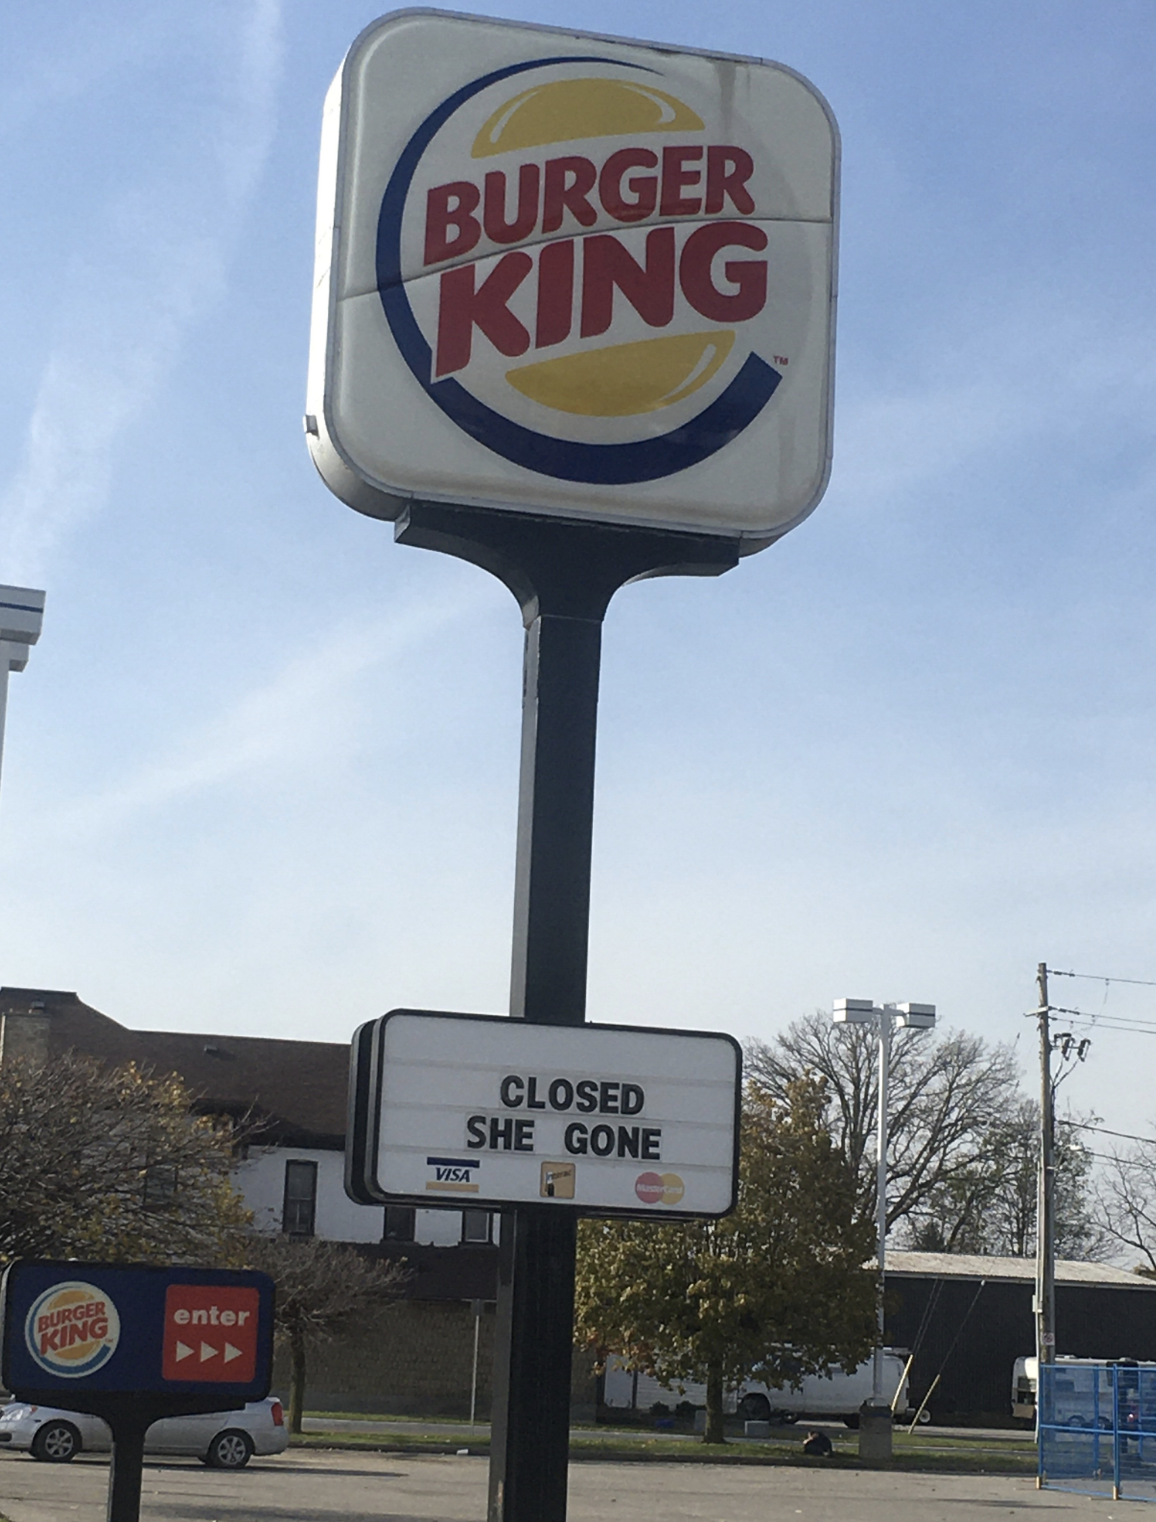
xmin=243 ymin=1233 xmax=408 ymax=1432
xmin=0 ymin=1053 xmax=251 ymax=1264
xmin=574 ymin=1079 xmax=875 ymax=1442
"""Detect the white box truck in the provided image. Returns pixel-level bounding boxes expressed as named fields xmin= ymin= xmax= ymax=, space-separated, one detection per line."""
xmin=603 ymin=1352 xmax=913 ymax=1427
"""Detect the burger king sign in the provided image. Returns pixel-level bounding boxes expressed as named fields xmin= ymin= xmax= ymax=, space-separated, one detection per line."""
xmin=307 ymin=9 xmax=839 ymax=545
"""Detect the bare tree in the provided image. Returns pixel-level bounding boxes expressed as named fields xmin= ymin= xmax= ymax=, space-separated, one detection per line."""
xmin=0 ymin=1053 xmax=251 ymax=1265
xmin=746 ymin=1014 xmax=1021 ymax=1238
xmin=905 ymin=1102 xmax=1108 ymax=1259
xmin=748 ymin=1016 xmax=1109 ymax=1259
xmin=1097 ymin=1140 xmax=1156 ymax=1275
xmin=244 ymin=1233 xmax=408 ymax=1432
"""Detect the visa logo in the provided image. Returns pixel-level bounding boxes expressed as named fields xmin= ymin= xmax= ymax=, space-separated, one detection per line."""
xmin=424 ymin=1155 xmax=481 ymax=1194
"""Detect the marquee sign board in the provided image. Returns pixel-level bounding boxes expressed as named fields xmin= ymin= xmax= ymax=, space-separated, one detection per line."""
xmin=307 ymin=9 xmax=839 ymax=545
xmin=0 ymin=1262 xmax=274 ymax=1405
xmin=346 ymin=1009 xmax=742 ymax=1219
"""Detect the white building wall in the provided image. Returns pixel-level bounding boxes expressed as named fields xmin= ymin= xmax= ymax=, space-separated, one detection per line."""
xmin=234 ymin=1146 xmax=474 ymax=1247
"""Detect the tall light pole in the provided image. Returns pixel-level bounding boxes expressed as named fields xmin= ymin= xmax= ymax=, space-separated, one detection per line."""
xmin=1034 ymin=963 xmax=1056 ymax=1384
xmin=833 ymin=998 xmax=936 ymax=1419
xmin=0 ymin=587 xmax=45 ymax=792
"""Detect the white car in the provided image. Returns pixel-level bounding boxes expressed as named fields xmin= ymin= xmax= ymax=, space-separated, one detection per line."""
xmin=0 ymin=1396 xmax=288 ymax=1468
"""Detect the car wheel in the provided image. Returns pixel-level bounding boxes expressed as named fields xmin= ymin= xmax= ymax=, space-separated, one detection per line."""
xmin=203 ymin=1429 xmax=254 ymax=1469
xmin=917 ymin=1408 xmax=932 ymax=1425
xmin=843 ymin=1414 xmax=860 ymax=1429
xmin=31 ymin=1421 xmax=80 ymax=1463
xmin=737 ymin=1394 xmax=771 ymax=1421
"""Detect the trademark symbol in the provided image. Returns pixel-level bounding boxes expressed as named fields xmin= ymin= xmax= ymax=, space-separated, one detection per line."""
xmin=773 ymin=355 xmax=789 ymax=366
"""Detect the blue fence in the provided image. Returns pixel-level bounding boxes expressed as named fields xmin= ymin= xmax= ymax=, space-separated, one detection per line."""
xmin=1039 ymin=1363 xmax=1156 ymax=1501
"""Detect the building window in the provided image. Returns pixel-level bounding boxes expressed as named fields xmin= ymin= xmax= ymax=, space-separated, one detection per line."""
xmin=142 ymin=1164 xmax=179 ymax=1209
xmin=461 ymin=1209 xmax=493 ymax=1244
xmin=384 ymin=1206 xmax=416 ymax=1242
xmin=282 ymin=1159 xmax=317 ymax=1237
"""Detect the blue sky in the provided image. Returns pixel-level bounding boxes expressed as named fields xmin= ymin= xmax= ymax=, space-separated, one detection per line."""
xmin=2 ymin=1 xmax=1155 ymax=1138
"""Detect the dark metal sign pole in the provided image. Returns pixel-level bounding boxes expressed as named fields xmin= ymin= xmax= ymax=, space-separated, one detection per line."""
xmin=105 ymin=1404 xmax=149 ymax=1522
xmin=396 ymin=501 xmax=737 ymax=1522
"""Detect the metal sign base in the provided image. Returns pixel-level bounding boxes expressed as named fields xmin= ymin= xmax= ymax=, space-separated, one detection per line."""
xmin=396 ymin=501 xmax=738 ymax=1522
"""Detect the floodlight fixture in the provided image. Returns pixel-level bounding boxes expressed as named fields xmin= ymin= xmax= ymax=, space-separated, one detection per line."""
xmin=895 ymin=1002 xmax=936 ymax=1030
xmin=0 ymin=585 xmax=46 ymax=784
xmin=832 ymin=998 xmax=875 ymax=1024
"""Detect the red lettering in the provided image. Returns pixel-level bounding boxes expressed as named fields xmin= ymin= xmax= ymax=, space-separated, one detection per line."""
xmin=90 ymin=1318 xmax=108 ymax=1340
xmin=680 ymin=222 xmax=768 ymax=322
xmin=705 ymin=146 xmax=755 ymax=215
xmin=599 ymin=149 xmax=658 ymax=223
xmin=40 ymin=1328 xmax=61 ymax=1354
xmin=435 ymin=252 xmax=533 ymax=376
xmin=483 ymin=165 xmax=540 ymax=245
xmin=536 ymin=240 xmax=575 ymax=348
xmin=424 ymin=181 xmax=481 ymax=265
xmin=660 ymin=145 xmax=703 ymax=216
xmin=580 ymin=229 xmax=675 ymax=339
xmin=542 ymin=157 xmax=597 ymax=234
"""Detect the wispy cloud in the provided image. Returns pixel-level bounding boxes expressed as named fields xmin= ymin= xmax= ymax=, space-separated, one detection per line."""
xmin=834 ymin=296 xmax=1156 ymax=512
xmin=0 ymin=0 xmax=285 ymax=583
xmin=49 ymin=587 xmax=491 ymax=838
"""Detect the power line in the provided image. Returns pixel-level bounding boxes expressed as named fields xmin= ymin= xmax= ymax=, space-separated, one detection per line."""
xmin=1066 ymin=1120 xmax=1156 ymax=1146
xmin=1049 ymin=970 xmax=1156 ymax=988
xmin=1082 ymin=1149 xmax=1155 ymax=1168
xmin=1040 ymin=1007 xmax=1156 ymax=1034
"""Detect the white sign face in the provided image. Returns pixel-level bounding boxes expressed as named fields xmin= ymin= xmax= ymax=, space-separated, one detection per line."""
xmin=363 ymin=1010 xmax=740 ymax=1218
xmin=308 ymin=9 xmax=839 ymax=545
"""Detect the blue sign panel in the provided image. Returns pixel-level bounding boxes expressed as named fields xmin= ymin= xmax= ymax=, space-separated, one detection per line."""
xmin=1 ymin=1261 xmax=274 ymax=1402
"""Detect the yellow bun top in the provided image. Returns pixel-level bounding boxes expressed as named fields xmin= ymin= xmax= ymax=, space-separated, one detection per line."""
xmin=472 ymin=78 xmax=704 ymax=158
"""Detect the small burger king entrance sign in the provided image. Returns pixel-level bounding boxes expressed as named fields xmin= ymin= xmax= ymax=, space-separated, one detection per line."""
xmin=307 ymin=9 xmax=838 ymax=541
xmin=1 ymin=1262 xmax=273 ymax=1522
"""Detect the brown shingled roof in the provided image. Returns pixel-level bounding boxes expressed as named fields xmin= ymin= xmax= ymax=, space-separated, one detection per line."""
xmin=0 ymin=988 xmax=349 ymax=1148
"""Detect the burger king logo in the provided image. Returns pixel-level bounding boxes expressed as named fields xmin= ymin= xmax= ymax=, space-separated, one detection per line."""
xmin=379 ymin=55 xmax=811 ymax=485
xmin=25 ymin=1281 xmax=120 ymax=1378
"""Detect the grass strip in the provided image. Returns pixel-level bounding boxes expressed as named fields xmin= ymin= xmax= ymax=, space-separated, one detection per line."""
xmin=289 ymin=1431 xmax=1036 ymax=1475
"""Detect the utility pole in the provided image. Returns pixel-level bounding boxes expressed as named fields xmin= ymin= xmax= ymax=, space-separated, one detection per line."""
xmin=1035 ymin=962 xmax=1056 ymax=1376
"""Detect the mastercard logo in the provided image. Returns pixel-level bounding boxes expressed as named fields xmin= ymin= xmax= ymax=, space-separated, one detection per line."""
xmin=25 ymin=1282 xmax=120 ymax=1378
xmin=635 ymin=1171 xmax=685 ymax=1207
xmin=380 ymin=60 xmax=792 ymax=485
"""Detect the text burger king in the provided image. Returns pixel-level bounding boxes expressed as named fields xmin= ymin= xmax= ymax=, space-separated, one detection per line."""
xmin=308 ymin=12 xmax=838 ymax=542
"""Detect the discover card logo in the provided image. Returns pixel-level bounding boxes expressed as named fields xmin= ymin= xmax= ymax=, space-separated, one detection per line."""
xmin=25 ymin=1281 xmax=121 ymax=1378
xmin=425 ymin=1157 xmax=481 ymax=1194
xmin=380 ymin=57 xmax=803 ymax=485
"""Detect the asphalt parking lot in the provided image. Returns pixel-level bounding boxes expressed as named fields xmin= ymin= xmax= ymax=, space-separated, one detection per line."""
xmin=0 ymin=1450 xmax=1129 ymax=1522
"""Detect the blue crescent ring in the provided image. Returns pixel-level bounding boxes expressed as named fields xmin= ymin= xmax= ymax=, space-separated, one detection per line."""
xmin=375 ymin=56 xmax=781 ymax=485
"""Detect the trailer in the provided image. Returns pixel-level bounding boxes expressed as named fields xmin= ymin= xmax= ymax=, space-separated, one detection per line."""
xmin=1013 ymin=1356 xmax=1156 ymax=1427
